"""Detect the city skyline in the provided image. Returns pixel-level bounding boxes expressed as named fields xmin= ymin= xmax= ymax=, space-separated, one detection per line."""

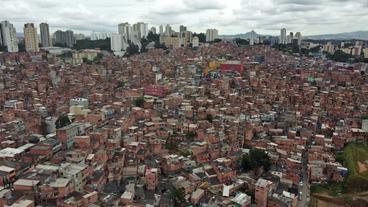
xmin=0 ymin=0 xmax=367 ymax=35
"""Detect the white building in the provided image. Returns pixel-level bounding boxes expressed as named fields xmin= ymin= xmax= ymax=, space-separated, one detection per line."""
xmin=118 ymin=22 xmax=133 ymax=42
xmin=280 ymin=28 xmax=287 ymax=45
xmin=206 ymin=29 xmax=219 ymax=42
xmin=249 ymin=30 xmax=257 ymax=46
xmin=288 ymin=32 xmax=294 ymax=44
xmin=111 ymin=34 xmax=123 ymax=52
xmin=132 ymin=22 xmax=148 ymax=39
xmin=159 ymin=25 xmax=164 ymax=34
xmin=192 ymin=36 xmax=199 ymax=48
xmin=0 ymin=21 xmax=18 ymax=52
xmin=165 ymin=24 xmax=172 ymax=36
xmin=295 ymin=32 xmax=302 ymax=45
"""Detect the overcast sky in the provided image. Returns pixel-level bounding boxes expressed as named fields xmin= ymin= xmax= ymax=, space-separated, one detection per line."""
xmin=1 ymin=0 xmax=367 ymax=36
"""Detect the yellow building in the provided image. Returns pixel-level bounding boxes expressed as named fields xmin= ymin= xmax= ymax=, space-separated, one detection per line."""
xmin=364 ymin=48 xmax=368 ymax=59
xmin=72 ymin=49 xmax=100 ymax=65
xmin=24 ymin=23 xmax=39 ymax=52
xmin=163 ymin=36 xmax=181 ymax=49
xmin=341 ymin=47 xmax=352 ymax=55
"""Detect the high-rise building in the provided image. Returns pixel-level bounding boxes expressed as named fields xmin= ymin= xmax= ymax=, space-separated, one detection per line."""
xmin=164 ymin=24 xmax=172 ymax=36
xmin=0 ymin=26 xmax=3 ymax=47
xmin=364 ymin=48 xmax=368 ymax=59
xmin=0 ymin=21 xmax=18 ymax=52
xmin=206 ymin=29 xmax=219 ymax=42
xmin=288 ymin=32 xmax=294 ymax=44
xmin=132 ymin=22 xmax=148 ymax=39
xmin=179 ymin=31 xmax=192 ymax=47
xmin=24 ymin=23 xmax=39 ymax=52
xmin=179 ymin=25 xmax=187 ymax=33
xmin=280 ymin=28 xmax=287 ymax=45
xmin=65 ymin=30 xmax=75 ymax=48
xmin=249 ymin=30 xmax=257 ymax=46
xmin=54 ymin=30 xmax=75 ymax=48
xmin=54 ymin=30 xmax=65 ymax=46
xmin=294 ymin=32 xmax=302 ymax=46
xmin=111 ymin=34 xmax=122 ymax=52
xmin=323 ymin=42 xmax=335 ymax=54
xmin=118 ymin=22 xmax=133 ymax=41
xmin=159 ymin=25 xmax=164 ymax=34
xmin=192 ymin=36 xmax=199 ymax=48
xmin=40 ymin=23 xmax=51 ymax=47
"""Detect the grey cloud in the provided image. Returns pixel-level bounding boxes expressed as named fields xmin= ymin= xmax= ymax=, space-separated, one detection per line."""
xmin=0 ymin=0 xmax=367 ymax=35
xmin=183 ymin=0 xmax=225 ymax=10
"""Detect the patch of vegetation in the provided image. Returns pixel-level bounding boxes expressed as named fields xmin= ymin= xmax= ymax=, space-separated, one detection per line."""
xmin=311 ymin=182 xmax=344 ymax=196
xmin=241 ymin=148 xmax=271 ymax=172
xmin=55 ymin=114 xmax=71 ymax=129
xmin=73 ymin=38 xmax=111 ymax=51
xmin=170 ymin=188 xmax=188 ymax=206
xmin=133 ymin=96 xmax=144 ymax=108
xmin=185 ymin=131 xmax=196 ymax=141
xmin=235 ymin=38 xmax=249 ymax=46
xmin=181 ymin=150 xmax=192 ymax=157
xmin=193 ymin=33 xmax=206 ymax=43
xmin=165 ymin=142 xmax=178 ymax=150
xmin=40 ymin=121 xmax=48 ymax=135
xmin=115 ymin=80 xmax=125 ymax=89
xmin=312 ymin=143 xmax=368 ymax=196
xmin=126 ymin=42 xmax=140 ymax=57
xmin=206 ymin=114 xmax=213 ymax=123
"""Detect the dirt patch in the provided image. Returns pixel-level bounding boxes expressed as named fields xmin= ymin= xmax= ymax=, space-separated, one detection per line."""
xmin=358 ymin=161 xmax=368 ymax=173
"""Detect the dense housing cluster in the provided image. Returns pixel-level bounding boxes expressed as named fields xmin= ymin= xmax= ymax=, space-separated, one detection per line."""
xmin=0 ymin=42 xmax=367 ymax=206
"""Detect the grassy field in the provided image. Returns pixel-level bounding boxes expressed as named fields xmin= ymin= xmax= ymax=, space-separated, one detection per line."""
xmin=311 ymin=143 xmax=368 ymax=196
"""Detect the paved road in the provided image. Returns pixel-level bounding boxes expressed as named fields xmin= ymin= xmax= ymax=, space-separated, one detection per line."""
xmin=298 ymin=152 xmax=310 ymax=207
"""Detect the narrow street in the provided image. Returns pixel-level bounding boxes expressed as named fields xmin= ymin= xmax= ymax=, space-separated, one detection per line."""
xmin=298 ymin=152 xmax=310 ymax=207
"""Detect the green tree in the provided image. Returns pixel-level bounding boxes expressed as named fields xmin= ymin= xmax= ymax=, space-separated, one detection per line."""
xmin=133 ymin=96 xmax=145 ymax=108
xmin=235 ymin=38 xmax=249 ymax=45
xmin=241 ymin=154 xmax=253 ymax=172
xmin=185 ymin=131 xmax=196 ymax=140
xmin=140 ymin=38 xmax=150 ymax=53
xmin=193 ymin=33 xmax=206 ymax=43
xmin=40 ymin=121 xmax=48 ymax=135
xmin=170 ymin=188 xmax=187 ymax=207
xmin=206 ymin=114 xmax=213 ymax=123
xmin=147 ymin=31 xmax=160 ymax=43
xmin=55 ymin=114 xmax=71 ymax=129
xmin=73 ymin=38 xmax=111 ymax=50
xmin=326 ymin=50 xmax=355 ymax=63
xmin=93 ymin=53 xmax=103 ymax=63
xmin=115 ymin=81 xmax=125 ymax=89
xmin=310 ymin=45 xmax=322 ymax=53
xmin=241 ymin=148 xmax=271 ymax=172
xmin=126 ymin=43 xmax=140 ymax=57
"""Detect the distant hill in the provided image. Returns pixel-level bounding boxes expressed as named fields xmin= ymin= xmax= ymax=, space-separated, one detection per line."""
xmin=220 ymin=31 xmax=271 ymax=40
xmin=221 ymin=31 xmax=368 ymax=41
xmin=305 ymin=31 xmax=368 ymax=40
